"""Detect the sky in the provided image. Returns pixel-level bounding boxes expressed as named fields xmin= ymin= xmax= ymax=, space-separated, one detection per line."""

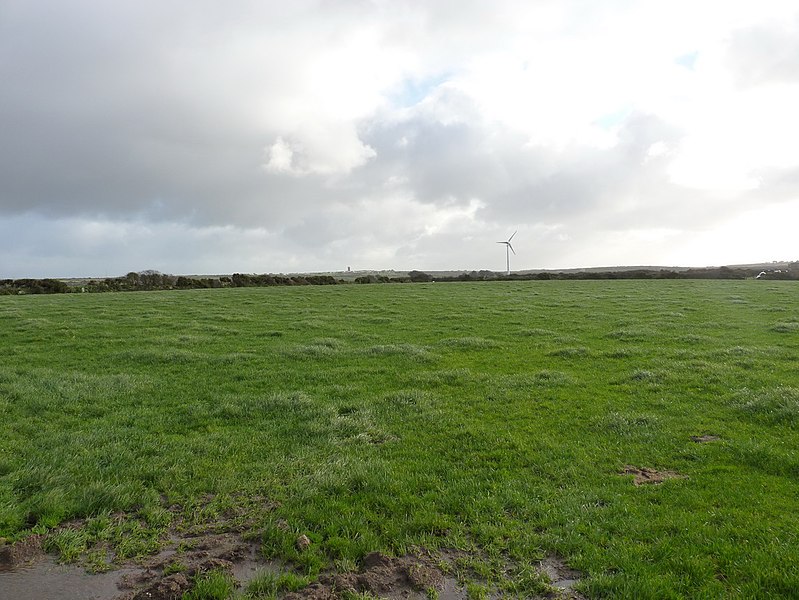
xmin=2 ymin=0 xmax=799 ymax=278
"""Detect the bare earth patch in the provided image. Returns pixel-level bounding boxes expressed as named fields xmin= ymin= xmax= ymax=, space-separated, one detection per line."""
xmin=0 ymin=534 xmax=45 ymax=571
xmin=283 ymin=549 xmax=585 ymax=600
xmin=115 ymin=532 xmax=260 ymax=600
xmin=622 ymin=465 xmax=684 ymax=486
xmin=690 ymin=434 xmax=720 ymax=443
xmin=283 ymin=550 xmax=444 ymax=600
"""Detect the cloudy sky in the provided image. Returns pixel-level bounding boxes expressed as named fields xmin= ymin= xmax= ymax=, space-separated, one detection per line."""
xmin=2 ymin=0 xmax=799 ymax=278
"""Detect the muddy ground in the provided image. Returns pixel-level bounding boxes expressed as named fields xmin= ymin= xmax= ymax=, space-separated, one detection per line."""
xmin=620 ymin=465 xmax=685 ymax=486
xmin=0 ymin=437 xmax=718 ymax=598
xmin=0 ymin=529 xmax=585 ymax=599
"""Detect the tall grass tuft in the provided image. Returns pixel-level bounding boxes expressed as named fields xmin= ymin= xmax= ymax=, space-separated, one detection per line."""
xmin=731 ymin=386 xmax=799 ymax=426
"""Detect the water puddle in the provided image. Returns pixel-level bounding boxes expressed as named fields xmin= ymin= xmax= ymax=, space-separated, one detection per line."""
xmin=0 ymin=532 xmax=280 ymax=600
xmin=0 ymin=556 xmax=136 ymax=600
xmin=539 ymin=554 xmax=583 ymax=591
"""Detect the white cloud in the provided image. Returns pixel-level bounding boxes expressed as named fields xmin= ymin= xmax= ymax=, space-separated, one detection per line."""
xmin=663 ymin=199 xmax=799 ymax=266
xmin=264 ymin=137 xmax=295 ymax=174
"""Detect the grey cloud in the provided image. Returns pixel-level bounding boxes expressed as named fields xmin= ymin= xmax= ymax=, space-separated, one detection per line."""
xmin=0 ymin=0 xmax=373 ymax=226
xmin=0 ymin=0 xmax=694 ymax=236
xmin=0 ymin=214 xmax=292 ymax=278
xmin=359 ymin=105 xmax=697 ymax=232
xmin=749 ymin=166 xmax=799 ymax=203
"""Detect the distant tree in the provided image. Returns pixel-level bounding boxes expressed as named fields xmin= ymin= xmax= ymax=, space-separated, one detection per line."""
xmin=408 ymin=270 xmax=433 ymax=283
xmin=6 ymin=278 xmax=69 ymax=294
xmin=231 ymin=273 xmax=254 ymax=287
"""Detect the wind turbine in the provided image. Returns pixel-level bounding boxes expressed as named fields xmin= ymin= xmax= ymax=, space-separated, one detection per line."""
xmin=497 ymin=231 xmax=517 ymax=275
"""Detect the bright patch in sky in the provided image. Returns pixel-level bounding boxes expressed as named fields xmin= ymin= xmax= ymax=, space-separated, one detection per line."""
xmin=390 ymin=74 xmax=453 ymax=109
xmin=675 ymin=51 xmax=699 ymax=70
xmin=595 ymin=108 xmax=634 ymax=131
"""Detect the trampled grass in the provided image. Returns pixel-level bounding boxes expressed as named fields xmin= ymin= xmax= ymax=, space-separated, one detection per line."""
xmin=1 ymin=280 xmax=798 ymax=597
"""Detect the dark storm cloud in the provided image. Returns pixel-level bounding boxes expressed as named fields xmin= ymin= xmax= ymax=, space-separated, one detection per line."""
xmin=0 ymin=0 xmax=361 ymax=227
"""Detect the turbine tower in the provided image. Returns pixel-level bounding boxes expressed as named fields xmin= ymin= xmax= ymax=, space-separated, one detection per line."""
xmin=497 ymin=231 xmax=517 ymax=275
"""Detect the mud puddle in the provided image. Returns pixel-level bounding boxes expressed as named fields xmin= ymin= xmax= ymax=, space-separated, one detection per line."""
xmin=0 ymin=529 xmax=277 ymax=600
xmin=0 ymin=557 xmax=138 ymax=600
xmin=538 ymin=555 xmax=585 ymax=596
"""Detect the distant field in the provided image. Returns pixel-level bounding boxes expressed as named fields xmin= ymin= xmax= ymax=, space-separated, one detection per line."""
xmin=1 ymin=281 xmax=798 ymax=597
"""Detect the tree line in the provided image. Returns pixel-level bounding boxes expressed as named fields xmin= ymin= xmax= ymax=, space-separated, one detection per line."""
xmin=2 ymin=264 xmax=796 ymax=295
xmin=0 ymin=272 xmax=338 ymax=295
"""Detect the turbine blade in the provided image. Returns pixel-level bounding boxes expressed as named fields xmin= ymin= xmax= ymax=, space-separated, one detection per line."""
xmin=508 ymin=230 xmax=517 ymax=242
xmin=508 ymin=243 xmax=516 ymax=254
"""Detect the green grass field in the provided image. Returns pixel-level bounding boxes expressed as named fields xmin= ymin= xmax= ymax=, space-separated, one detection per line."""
xmin=1 ymin=281 xmax=798 ymax=597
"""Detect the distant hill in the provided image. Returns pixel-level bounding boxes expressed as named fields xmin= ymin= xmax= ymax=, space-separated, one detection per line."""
xmin=299 ymin=261 xmax=798 ymax=280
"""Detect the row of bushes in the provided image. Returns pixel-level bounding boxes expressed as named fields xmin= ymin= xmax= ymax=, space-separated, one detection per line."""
xmin=0 ymin=272 xmax=340 ymax=294
xmin=83 ymin=272 xmax=340 ymax=293
xmin=427 ymin=266 xmax=799 ymax=282
xmin=0 ymin=278 xmax=70 ymax=295
xmin=2 ymin=265 xmax=796 ymax=295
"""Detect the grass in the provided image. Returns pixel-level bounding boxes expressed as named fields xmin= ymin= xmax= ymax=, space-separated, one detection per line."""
xmin=1 ymin=280 xmax=798 ymax=597
xmin=183 ymin=570 xmax=236 ymax=599
xmin=243 ymin=571 xmax=310 ymax=599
